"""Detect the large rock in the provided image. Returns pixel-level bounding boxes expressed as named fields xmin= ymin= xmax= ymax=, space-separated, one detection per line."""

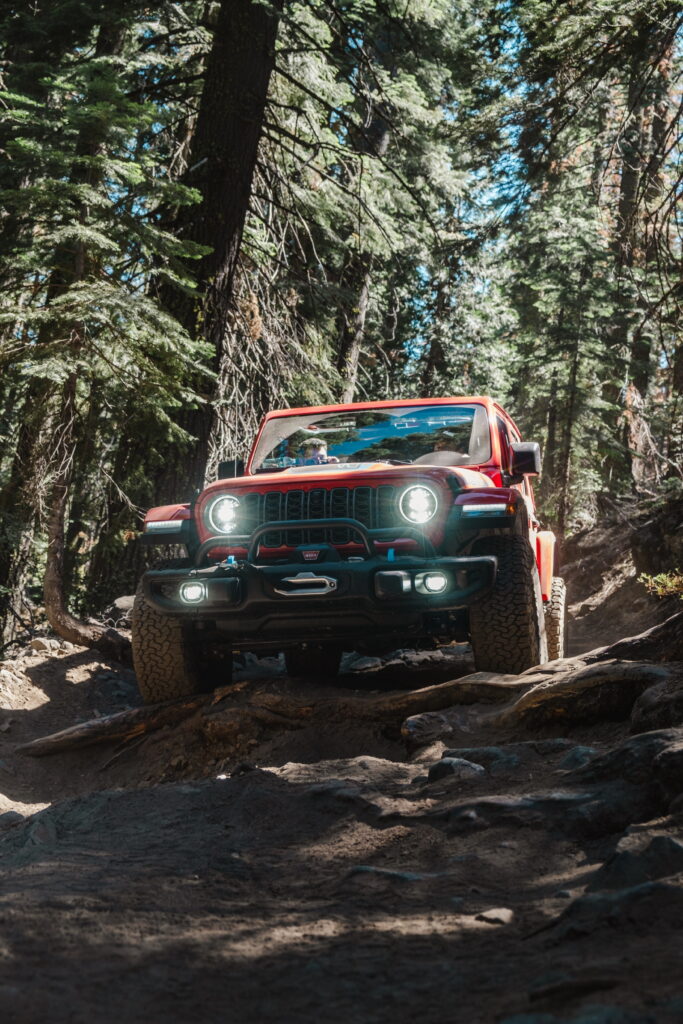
xmin=549 ymin=881 xmax=683 ymax=941
xmin=652 ymin=739 xmax=683 ymax=796
xmin=588 ymin=835 xmax=683 ymax=891
xmin=102 ymin=595 xmax=135 ymax=628
xmin=631 ymin=667 xmax=683 ymax=732
xmin=568 ymin=728 xmax=681 ymax=786
xmin=442 ymin=745 xmax=521 ymax=774
xmin=427 ymin=757 xmax=485 ymax=782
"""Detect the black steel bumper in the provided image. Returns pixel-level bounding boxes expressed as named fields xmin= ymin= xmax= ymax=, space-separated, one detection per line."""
xmin=142 ymin=518 xmax=497 ymax=646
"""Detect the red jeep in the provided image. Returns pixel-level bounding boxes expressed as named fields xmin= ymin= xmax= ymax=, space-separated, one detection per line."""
xmin=132 ymin=397 xmax=566 ymax=703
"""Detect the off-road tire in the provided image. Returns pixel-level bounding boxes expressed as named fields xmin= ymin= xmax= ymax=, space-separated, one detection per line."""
xmin=469 ymin=535 xmax=549 ymax=674
xmin=545 ymin=576 xmax=567 ymax=661
xmin=131 ymin=573 xmax=232 ymax=703
xmin=285 ymin=645 xmax=342 ymax=680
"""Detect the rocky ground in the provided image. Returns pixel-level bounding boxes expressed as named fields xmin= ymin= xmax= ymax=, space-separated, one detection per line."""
xmin=0 ymin=510 xmax=682 ymax=1024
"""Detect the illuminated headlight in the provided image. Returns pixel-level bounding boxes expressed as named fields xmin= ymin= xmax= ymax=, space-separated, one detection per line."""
xmin=207 ymin=495 xmax=240 ymax=534
xmin=415 ymin=571 xmax=449 ymax=595
xmin=179 ymin=581 xmax=206 ymax=604
xmin=399 ymin=485 xmax=438 ymax=525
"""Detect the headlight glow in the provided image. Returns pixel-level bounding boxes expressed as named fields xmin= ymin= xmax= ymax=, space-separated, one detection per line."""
xmin=423 ymin=572 xmax=448 ymax=593
xmin=179 ymin=581 xmax=206 ymax=603
xmin=207 ymin=495 xmax=240 ymax=534
xmin=399 ymin=485 xmax=438 ymax=525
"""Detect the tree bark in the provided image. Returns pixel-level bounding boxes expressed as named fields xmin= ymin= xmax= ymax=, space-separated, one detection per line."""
xmin=39 ymin=17 xmax=132 ymax=655
xmin=0 ymin=14 xmax=131 ymax=643
xmin=554 ymin=308 xmax=576 ymax=537
xmin=155 ymin=0 xmax=283 ymax=500
xmin=336 ymin=253 xmax=373 ymax=403
xmin=334 ymin=67 xmax=391 ymax=403
xmin=608 ymin=19 xmax=677 ymax=485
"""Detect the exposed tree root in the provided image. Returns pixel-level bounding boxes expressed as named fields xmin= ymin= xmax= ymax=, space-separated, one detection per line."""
xmin=18 ymin=672 xmax=528 ymax=757
xmin=589 ymin=609 xmax=683 ymax=664
xmin=496 ymin=660 xmax=677 ymax=728
xmin=19 ymin=613 xmax=683 ymax=758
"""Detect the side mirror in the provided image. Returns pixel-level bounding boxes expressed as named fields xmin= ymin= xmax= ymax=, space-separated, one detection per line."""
xmin=509 ymin=442 xmax=541 ymax=481
xmin=217 ymin=458 xmax=245 ymax=480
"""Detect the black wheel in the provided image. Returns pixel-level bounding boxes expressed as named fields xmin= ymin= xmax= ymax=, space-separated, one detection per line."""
xmin=545 ymin=576 xmax=567 ymax=661
xmin=131 ymin=574 xmax=232 ymax=704
xmin=284 ymin=645 xmax=342 ymax=680
xmin=469 ymin=535 xmax=549 ymax=674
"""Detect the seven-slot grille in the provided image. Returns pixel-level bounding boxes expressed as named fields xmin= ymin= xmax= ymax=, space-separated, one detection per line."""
xmin=235 ymin=485 xmax=398 ymax=546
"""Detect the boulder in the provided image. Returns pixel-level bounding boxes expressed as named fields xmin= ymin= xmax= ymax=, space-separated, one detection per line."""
xmin=427 ymin=757 xmax=486 ymax=782
xmin=102 ymin=595 xmax=135 ymax=627
xmin=631 ymin=668 xmax=683 ymax=733
xmin=441 ymin=746 xmax=520 ymax=773
xmin=29 ymin=637 xmax=59 ymax=653
xmin=587 ymin=835 xmax=683 ymax=891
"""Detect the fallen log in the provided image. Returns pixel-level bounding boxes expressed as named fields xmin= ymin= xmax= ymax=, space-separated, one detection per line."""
xmin=17 ymin=672 xmax=529 ymax=757
xmin=16 ymin=691 xmax=217 ymax=757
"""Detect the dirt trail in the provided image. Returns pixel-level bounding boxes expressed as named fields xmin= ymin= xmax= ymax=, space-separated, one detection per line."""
xmin=0 ymin=527 xmax=682 ymax=1023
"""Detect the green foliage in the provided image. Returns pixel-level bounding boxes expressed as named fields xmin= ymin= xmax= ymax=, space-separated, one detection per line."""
xmin=1 ymin=0 xmax=682 ymax=632
xmin=640 ymin=571 xmax=683 ymax=600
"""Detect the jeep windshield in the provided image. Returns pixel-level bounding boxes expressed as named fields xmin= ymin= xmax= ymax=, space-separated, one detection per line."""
xmin=251 ymin=404 xmax=491 ymax=472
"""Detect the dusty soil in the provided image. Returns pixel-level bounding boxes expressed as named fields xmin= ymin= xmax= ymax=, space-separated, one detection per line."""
xmin=0 ymin=522 xmax=681 ymax=1024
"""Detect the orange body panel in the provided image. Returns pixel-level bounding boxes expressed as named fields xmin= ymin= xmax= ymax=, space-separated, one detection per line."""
xmin=535 ymin=531 xmax=556 ymax=602
xmin=145 ymin=503 xmax=190 ymax=523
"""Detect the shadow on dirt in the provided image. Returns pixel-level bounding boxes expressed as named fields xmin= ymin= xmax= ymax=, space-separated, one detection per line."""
xmin=0 ymin=766 xmax=678 ymax=1024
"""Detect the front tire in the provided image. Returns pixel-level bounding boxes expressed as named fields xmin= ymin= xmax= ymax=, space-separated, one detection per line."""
xmin=469 ymin=535 xmax=549 ymax=674
xmin=131 ymin=576 xmax=232 ymax=704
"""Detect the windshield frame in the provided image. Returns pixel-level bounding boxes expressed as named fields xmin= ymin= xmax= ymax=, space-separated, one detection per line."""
xmin=248 ymin=401 xmax=492 ymax=473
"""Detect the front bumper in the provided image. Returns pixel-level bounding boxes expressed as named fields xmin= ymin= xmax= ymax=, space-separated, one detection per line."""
xmin=142 ymin=517 xmax=496 ymax=647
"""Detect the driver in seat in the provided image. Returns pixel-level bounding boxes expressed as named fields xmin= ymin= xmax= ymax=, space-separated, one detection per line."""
xmin=298 ymin=438 xmax=340 ymax=466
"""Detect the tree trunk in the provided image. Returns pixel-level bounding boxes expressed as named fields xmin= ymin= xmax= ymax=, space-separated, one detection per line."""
xmin=608 ymin=21 xmax=677 ymax=485
xmin=38 ymin=18 xmax=131 ymax=654
xmin=420 ymin=275 xmax=452 ymax=396
xmin=42 ymin=373 xmax=129 ymax=660
xmin=336 ymin=254 xmax=373 ymax=403
xmin=155 ymin=0 xmax=283 ymax=500
xmin=334 ymin=90 xmax=390 ymax=403
xmin=555 ymin=309 xmax=577 ymax=538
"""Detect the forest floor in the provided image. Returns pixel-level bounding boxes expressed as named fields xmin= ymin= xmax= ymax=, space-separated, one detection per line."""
xmin=0 ymin=516 xmax=682 ymax=1024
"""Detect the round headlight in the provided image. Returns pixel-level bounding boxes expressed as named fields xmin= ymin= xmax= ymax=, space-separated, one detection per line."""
xmin=399 ymin=485 xmax=438 ymax=525
xmin=207 ymin=495 xmax=240 ymax=534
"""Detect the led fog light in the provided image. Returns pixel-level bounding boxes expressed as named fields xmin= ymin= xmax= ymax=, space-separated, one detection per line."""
xmin=415 ymin=571 xmax=449 ymax=595
xmin=180 ymin=581 xmax=206 ymax=604
xmin=424 ymin=572 xmax=448 ymax=593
